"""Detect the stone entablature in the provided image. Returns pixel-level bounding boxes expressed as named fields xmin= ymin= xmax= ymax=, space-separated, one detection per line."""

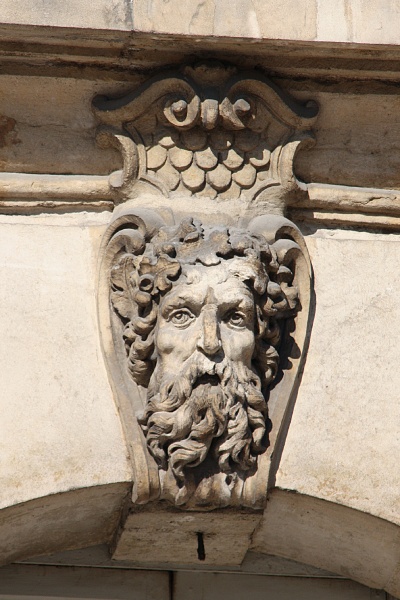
xmin=1 ymin=0 xmax=400 ymax=46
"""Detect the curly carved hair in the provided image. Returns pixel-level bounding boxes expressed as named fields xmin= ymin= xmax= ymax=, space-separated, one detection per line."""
xmin=110 ymin=217 xmax=298 ymax=389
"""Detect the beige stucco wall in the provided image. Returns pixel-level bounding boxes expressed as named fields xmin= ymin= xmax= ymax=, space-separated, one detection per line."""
xmin=0 ymin=212 xmax=131 ymax=511
xmin=278 ymin=228 xmax=400 ymax=526
xmin=0 ymin=212 xmax=134 ymax=563
xmin=0 ymin=212 xmax=132 ymax=564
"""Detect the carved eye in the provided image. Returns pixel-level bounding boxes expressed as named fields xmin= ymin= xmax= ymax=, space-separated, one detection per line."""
xmin=170 ymin=309 xmax=195 ymax=328
xmin=226 ymin=311 xmax=246 ymax=328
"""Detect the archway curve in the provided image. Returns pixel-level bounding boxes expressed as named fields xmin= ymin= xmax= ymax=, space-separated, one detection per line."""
xmin=252 ymin=489 xmax=400 ymax=597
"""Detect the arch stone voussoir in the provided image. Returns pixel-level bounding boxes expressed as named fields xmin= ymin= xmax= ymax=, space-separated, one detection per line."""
xmin=252 ymin=489 xmax=400 ymax=597
xmin=0 ymin=484 xmax=130 ymax=566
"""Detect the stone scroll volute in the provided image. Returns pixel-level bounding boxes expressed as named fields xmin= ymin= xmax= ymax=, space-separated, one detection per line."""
xmin=95 ymin=63 xmax=316 ymax=513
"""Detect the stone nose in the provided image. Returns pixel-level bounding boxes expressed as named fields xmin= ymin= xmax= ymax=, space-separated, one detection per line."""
xmin=197 ymin=306 xmax=221 ymax=356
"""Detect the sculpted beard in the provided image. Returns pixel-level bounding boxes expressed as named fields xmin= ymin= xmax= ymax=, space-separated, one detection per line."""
xmin=138 ymin=352 xmax=268 ymax=496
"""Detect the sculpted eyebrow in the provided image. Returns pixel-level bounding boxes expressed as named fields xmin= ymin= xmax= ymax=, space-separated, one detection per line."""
xmin=161 ymin=293 xmax=203 ymax=316
xmin=218 ymin=295 xmax=254 ymax=312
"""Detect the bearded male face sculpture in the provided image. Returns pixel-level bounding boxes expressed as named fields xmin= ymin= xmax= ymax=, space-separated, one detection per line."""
xmin=109 ymin=217 xmax=299 ymax=506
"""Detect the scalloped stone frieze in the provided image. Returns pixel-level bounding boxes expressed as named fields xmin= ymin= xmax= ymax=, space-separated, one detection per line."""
xmin=93 ymin=62 xmax=318 ymax=206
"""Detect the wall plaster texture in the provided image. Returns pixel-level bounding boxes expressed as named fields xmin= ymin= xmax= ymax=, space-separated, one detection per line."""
xmin=277 ymin=229 xmax=400 ymax=527
xmin=0 ymin=212 xmax=132 ymax=513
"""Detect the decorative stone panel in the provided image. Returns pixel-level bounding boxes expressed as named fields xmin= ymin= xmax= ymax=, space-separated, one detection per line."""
xmin=94 ymin=62 xmax=315 ymax=564
xmin=92 ymin=62 xmax=318 ymax=210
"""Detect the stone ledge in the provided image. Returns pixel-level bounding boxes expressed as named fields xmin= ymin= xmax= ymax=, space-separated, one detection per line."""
xmin=1 ymin=0 xmax=400 ymax=48
xmin=2 ymin=25 xmax=400 ymax=83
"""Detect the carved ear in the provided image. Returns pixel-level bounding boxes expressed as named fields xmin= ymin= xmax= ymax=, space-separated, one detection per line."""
xmin=98 ymin=205 xmax=170 ymax=505
xmin=243 ymin=214 xmax=312 ymax=507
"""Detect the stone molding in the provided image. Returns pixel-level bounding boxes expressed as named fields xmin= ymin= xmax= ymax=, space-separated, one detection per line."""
xmin=2 ymin=0 xmax=400 ymax=48
xmin=2 ymin=174 xmax=400 ymax=232
xmin=0 ymin=62 xmax=399 ymax=230
xmin=2 ymin=175 xmax=400 ymax=231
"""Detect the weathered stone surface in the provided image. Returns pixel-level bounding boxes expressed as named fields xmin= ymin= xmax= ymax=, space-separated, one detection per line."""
xmin=1 ymin=563 xmax=374 ymax=600
xmin=181 ymin=162 xmax=205 ymax=191
xmin=146 ymin=145 xmax=167 ymax=170
xmin=3 ymin=74 xmax=400 ymax=195
xmin=0 ymin=484 xmax=130 ymax=565
xmin=195 ymin=148 xmax=219 ymax=171
xmin=5 ymin=0 xmax=399 ymax=47
xmin=252 ymin=490 xmax=400 ymax=595
xmin=169 ymin=147 xmax=193 ymax=171
xmin=233 ymin=163 xmax=257 ymax=188
xmin=0 ymin=4 xmax=400 ymax=592
xmin=0 ymin=0 xmax=132 ymax=30
xmin=206 ymin=163 xmax=231 ymax=191
xmin=20 ymin=544 xmax=340 ymax=576
xmin=0 ymin=564 xmax=169 ymax=600
xmin=113 ymin=511 xmax=261 ymax=566
xmin=293 ymin=88 xmax=400 ymax=190
xmin=132 ymin=0 xmax=400 ymax=45
xmin=0 ymin=75 xmax=132 ymax=177
xmin=92 ymin=64 xmax=317 ymax=206
xmin=174 ymin=571 xmax=375 ymax=600
xmin=101 ymin=209 xmax=310 ymax=511
xmin=0 ymin=212 xmax=131 ymax=510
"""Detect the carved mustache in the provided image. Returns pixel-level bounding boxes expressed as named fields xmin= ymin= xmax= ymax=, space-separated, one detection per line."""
xmin=144 ymin=352 xmax=235 ymax=417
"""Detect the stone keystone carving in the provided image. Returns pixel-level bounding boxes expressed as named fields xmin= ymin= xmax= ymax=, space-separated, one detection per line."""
xmin=98 ymin=206 xmax=312 ymax=510
xmin=92 ymin=62 xmax=318 ymax=208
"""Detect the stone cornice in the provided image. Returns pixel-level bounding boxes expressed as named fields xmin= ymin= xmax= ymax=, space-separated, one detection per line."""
xmin=2 ymin=172 xmax=400 ymax=231
xmin=2 ymin=25 xmax=400 ymax=82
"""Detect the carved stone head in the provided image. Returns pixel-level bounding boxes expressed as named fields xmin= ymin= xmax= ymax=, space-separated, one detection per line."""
xmin=108 ymin=215 xmax=300 ymax=506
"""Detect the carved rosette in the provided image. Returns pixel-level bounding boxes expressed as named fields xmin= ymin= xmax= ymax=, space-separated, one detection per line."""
xmin=92 ymin=63 xmax=318 ymax=207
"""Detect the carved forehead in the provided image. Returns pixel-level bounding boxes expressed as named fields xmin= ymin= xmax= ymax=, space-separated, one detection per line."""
xmin=160 ymin=264 xmax=256 ymax=310
xmin=181 ymin=263 xmax=233 ymax=285
xmin=178 ymin=260 xmax=267 ymax=294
